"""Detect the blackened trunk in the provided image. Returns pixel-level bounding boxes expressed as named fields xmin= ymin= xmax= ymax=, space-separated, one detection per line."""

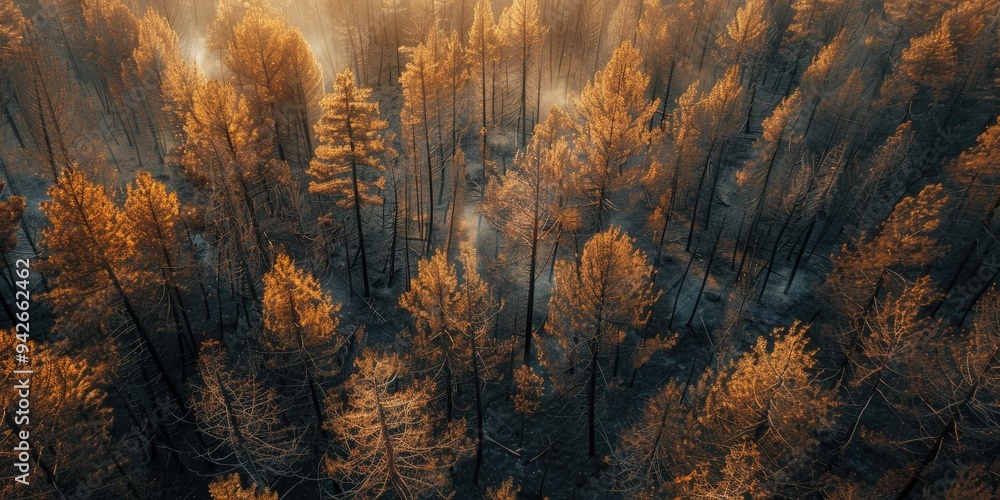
xmin=588 ymin=341 xmax=599 ymax=457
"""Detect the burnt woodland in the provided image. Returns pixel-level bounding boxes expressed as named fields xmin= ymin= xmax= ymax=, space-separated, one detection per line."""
xmin=0 ymin=0 xmax=999 ymax=498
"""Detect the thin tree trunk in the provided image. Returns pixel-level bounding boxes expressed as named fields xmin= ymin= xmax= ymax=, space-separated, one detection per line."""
xmin=688 ymin=214 xmax=726 ymax=326
xmin=524 ymin=199 xmax=540 ymax=365
xmin=784 ymin=220 xmax=815 ymax=294
xmin=472 ymin=329 xmax=485 ymax=485
xmin=588 ymin=340 xmax=599 ymax=457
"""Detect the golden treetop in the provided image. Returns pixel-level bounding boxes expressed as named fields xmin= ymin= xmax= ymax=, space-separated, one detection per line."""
xmin=262 ymin=252 xmax=342 ymax=355
xmin=548 ymin=226 xmax=660 ymax=348
xmin=308 ymin=68 xmax=388 ymax=207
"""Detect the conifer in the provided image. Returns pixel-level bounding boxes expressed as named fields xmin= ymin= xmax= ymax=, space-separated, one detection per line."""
xmin=308 ymin=68 xmax=389 ymax=298
xmin=482 ymin=106 xmax=572 ymax=364
xmin=324 ymin=351 xmax=469 ymax=498
xmin=497 ymin=0 xmax=546 ymax=147
xmin=546 ymin=226 xmax=662 ymax=456
xmin=574 ymin=41 xmax=658 ymax=229
xmin=0 ymin=336 xmax=117 ymax=497
xmin=261 ymin=252 xmax=343 ymax=429
xmin=193 ymin=340 xmax=306 ymax=483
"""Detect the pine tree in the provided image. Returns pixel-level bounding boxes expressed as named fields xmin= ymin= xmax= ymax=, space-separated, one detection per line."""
xmin=400 ymin=27 xmax=444 ymax=251
xmin=399 ymin=243 xmax=504 ymax=483
xmin=645 ymin=81 xmax=701 ymax=258
xmin=808 ymin=67 xmax=866 ymax=157
xmin=124 ymin=171 xmax=197 ymax=366
xmin=193 ymin=340 xmax=306 ymax=484
xmin=0 ymin=0 xmax=23 ymax=54
xmin=308 ymin=68 xmax=389 ymax=298
xmin=262 ymin=253 xmax=343 ymax=357
xmin=436 ymin=28 xmax=470 ymax=196
xmin=142 ymin=0 xmax=189 ymax=34
xmin=41 ymin=171 xmax=187 ymax=406
xmin=0 ymin=184 xmax=22 ymax=253
xmin=159 ymin=44 xmax=205 ymax=135
xmin=133 ymin=10 xmax=185 ymax=158
xmin=182 ymin=80 xmax=272 ymax=304
xmin=482 ymin=105 xmax=573 ymax=364
xmin=444 ymin=147 xmax=468 ymax=258
xmin=658 ymin=65 xmax=746 ymax=253
xmin=826 ymin=184 xmax=948 ymax=322
xmin=328 ymin=0 xmax=377 ymax=85
xmin=797 ymin=32 xmax=850 ymax=142
xmin=206 ymin=0 xmax=273 ymax=50
xmin=400 ymin=249 xmax=456 ymax=348
xmin=324 ymin=351 xmax=469 ymax=498
xmin=486 ymin=477 xmax=521 ymax=500
xmin=574 ymin=41 xmax=658 ymax=229
xmin=950 ymin=115 xmax=1000 ymax=223
xmin=616 ymin=323 xmax=838 ymax=497
xmin=879 ymin=22 xmax=958 ymax=112
xmin=682 ymin=440 xmax=765 ymax=498
xmin=719 ymin=0 xmax=771 ymax=80
xmin=545 ymin=226 xmax=662 ymax=456
xmin=279 ymin=25 xmax=325 ymax=160
xmin=738 ymin=89 xmax=805 ymax=248
xmin=218 ymin=0 xmax=280 ymax=64
xmin=147 ymin=14 xmax=205 ymax=135
xmin=182 ymin=81 xmax=269 ymax=185
xmin=634 ymin=0 xmax=675 ymax=126
xmin=42 ymin=173 xmax=139 ymax=333
xmin=934 ymin=465 xmax=995 ymax=499
xmin=845 ymin=122 xmax=915 ymax=237
xmin=854 ymin=276 xmax=942 ymax=390
xmin=682 ymin=65 xmax=745 ymax=250
xmin=0 ymin=181 xmax=25 ymax=323
xmin=897 ymin=287 xmax=1000 ymax=497
xmin=81 ymin=0 xmax=149 ymax=170
xmin=612 ymin=381 xmax=689 ymax=497
xmin=123 ymin=172 xmax=185 ymax=291
xmin=82 ymin=0 xmax=140 ymax=103
xmin=0 ymin=337 xmax=122 ymax=498
xmin=225 ymin=5 xmax=323 ymax=163
xmin=468 ymin=0 xmax=499 ymax=161
xmin=570 ymin=0 xmax=609 ymax=89
xmin=789 ymin=0 xmax=868 ymax=64
xmin=399 ymin=26 xmax=468 ymax=252
xmin=512 ymin=365 xmax=543 ymax=445
xmin=0 ymin=0 xmax=22 ymax=133
xmin=837 ymin=276 xmax=943 ymax=451
xmin=12 ymin=28 xmax=95 ymax=180
xmin=261 ymin=252 xmax=343 ymax=430
xmin=696 ymin=322 xmax=839 ymax=496
xmin=497 ymin=0 xmax=546 ymax=147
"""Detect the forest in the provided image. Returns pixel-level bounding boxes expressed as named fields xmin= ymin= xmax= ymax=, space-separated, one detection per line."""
xmin=0 ymin=0 xmax=998 ymax=497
